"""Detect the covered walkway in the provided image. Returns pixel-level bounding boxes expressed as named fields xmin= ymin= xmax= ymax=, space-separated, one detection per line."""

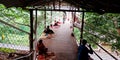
xmin=39 ymin=19 xmax=120 ymax=60
xmin=0 ymin=0 xmax=120 ymax=60
xmin=41 ymin=20 xmax=78 ymax=60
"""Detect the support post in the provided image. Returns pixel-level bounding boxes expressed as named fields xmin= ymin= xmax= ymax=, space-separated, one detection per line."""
xmin=34 ymin=9 xmax=38 ymax=34
xmin=29 ymin=9 xmax=34 ymax=51
xmin=29 ymin=9 xmax=34 ymax=60
xmin=33 ymin=8 xmax=38 ymax=60
xmin=44 ymin=7 xmax=46 ymax=29
xmin=80 ymin=12 xmax=85 ymax=45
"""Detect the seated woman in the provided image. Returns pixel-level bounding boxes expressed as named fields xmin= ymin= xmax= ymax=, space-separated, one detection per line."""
xmin=37 ymin=39 xmax=48 ymax=60
xmin=37 ymin=40 xmax=48 ymax=55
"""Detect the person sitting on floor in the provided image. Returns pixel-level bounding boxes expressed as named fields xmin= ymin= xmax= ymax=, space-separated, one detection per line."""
xmin=37 ymin=39 xmax=48 ymax=55
xmin=44 ymin=26 xmax=54 ymax=35
xmin=36 ymin=39 xmax=48 ymax=60
xmin=54 ymin=22 xmax=58 ymax=26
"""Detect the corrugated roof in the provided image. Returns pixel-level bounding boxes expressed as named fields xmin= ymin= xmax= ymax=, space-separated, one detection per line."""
xmin=0 ymin=0 xmax=120 ymax=13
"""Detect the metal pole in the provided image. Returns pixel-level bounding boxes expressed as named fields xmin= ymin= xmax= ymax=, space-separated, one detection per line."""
xmin=29 ymin=9 xmax=34 ymax=60
xmin=80 ymin=12 xmax=84 ymax=45
xmin=29 ymin=9 xmax=34 ymax=51
xmin=93 ymin=50 xmax=103 ymax=60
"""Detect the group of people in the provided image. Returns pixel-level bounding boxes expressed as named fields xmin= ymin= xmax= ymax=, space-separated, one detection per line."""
xmin=37 ymin=25 xmax=57 ymax=59
xmin=37 ymin=18 xmax=93 ymax=60
xmin=37 ymin=26 xmax=94 ymax=60
xmin=36 ymin=39 xmax=93 ymax=60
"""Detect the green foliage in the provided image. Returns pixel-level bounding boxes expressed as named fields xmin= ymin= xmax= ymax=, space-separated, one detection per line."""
xmin=74 ymin=12 xmax=120 ymax=51
xmin=37 ymin=22 xmax=45 ymax=39
xmin=73 ymin=28 xmax=80 ymax=42
xmin=0 ymin=4 xmax=30 ymax=34
xmin=0 ymin=34 xmax=29 ymax=46
xmin=0 ymin=48 xmax=15 ymax=53
xmin=0 ymin=4 xmax=29 ymax=47
xmin=84 ymin=12 xmax=120 ymax=50
xmin=1 ymin=4 xmax=120 ymax=51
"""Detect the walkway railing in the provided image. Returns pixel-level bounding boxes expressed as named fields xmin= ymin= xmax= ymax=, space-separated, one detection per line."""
xmin=73 ymin=34 xmax=103 ymax=60
xmin=14 ymin=51 xmax=33 ymax=60
xmin=87 ymin=35 xmax=118 ymax=60
xmin=74 ymin=23 xmax=118 ymax=60
xmin=92 ymin=50 xmax=103 ymax=60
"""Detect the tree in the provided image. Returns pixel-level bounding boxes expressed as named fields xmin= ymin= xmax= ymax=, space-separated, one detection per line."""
xmin=74 ymin=12 xmax=120 ymax=50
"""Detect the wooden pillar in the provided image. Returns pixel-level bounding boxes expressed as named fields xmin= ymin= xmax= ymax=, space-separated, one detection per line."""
xmin=59 ymin=0 xmax=61 ymax=10
xmin=80 ymin=12 xmax=85 ymax=45
xmin=35 ymin=9 xmax=37 ymax=34
xmin=29 ymin=9 xmax=34 ymax=60
xmin=29 ymin=9 xmax=34 ymax=51
xmin=33 ymin=9 xmax=38 ymax=60
xmin=44 ymin=7 xmax=46 ymax=29
xmin=50 ymin=5 xmax=53 ymax=23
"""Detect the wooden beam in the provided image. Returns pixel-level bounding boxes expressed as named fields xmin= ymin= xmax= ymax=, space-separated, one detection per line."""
xmin=29 ymin=8 xmax=87 ymax=12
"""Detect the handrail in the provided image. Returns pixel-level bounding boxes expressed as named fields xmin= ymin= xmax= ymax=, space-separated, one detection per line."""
xmin=86 ymin=35 xmax=118 ymax=60
xmin=92 ymin=49 xmax=103 ymax=60
xmin=74 ymin=24 xmax=103 ymax=60
xmin=74 ymin=23 xmax=118 ymax=60
xmin=14 ymin=51 xmax=33 ymax=60
xmin=73 ymin=29 xmax=102 ymax=60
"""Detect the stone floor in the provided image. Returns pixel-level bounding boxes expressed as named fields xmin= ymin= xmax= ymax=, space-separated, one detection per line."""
xmin=42 ymin=20 xmax=78 ymax=60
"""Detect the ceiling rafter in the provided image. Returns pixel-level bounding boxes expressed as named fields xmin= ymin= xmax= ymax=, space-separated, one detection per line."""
xmin=1 ymin=0 xmax=120 ymax=13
